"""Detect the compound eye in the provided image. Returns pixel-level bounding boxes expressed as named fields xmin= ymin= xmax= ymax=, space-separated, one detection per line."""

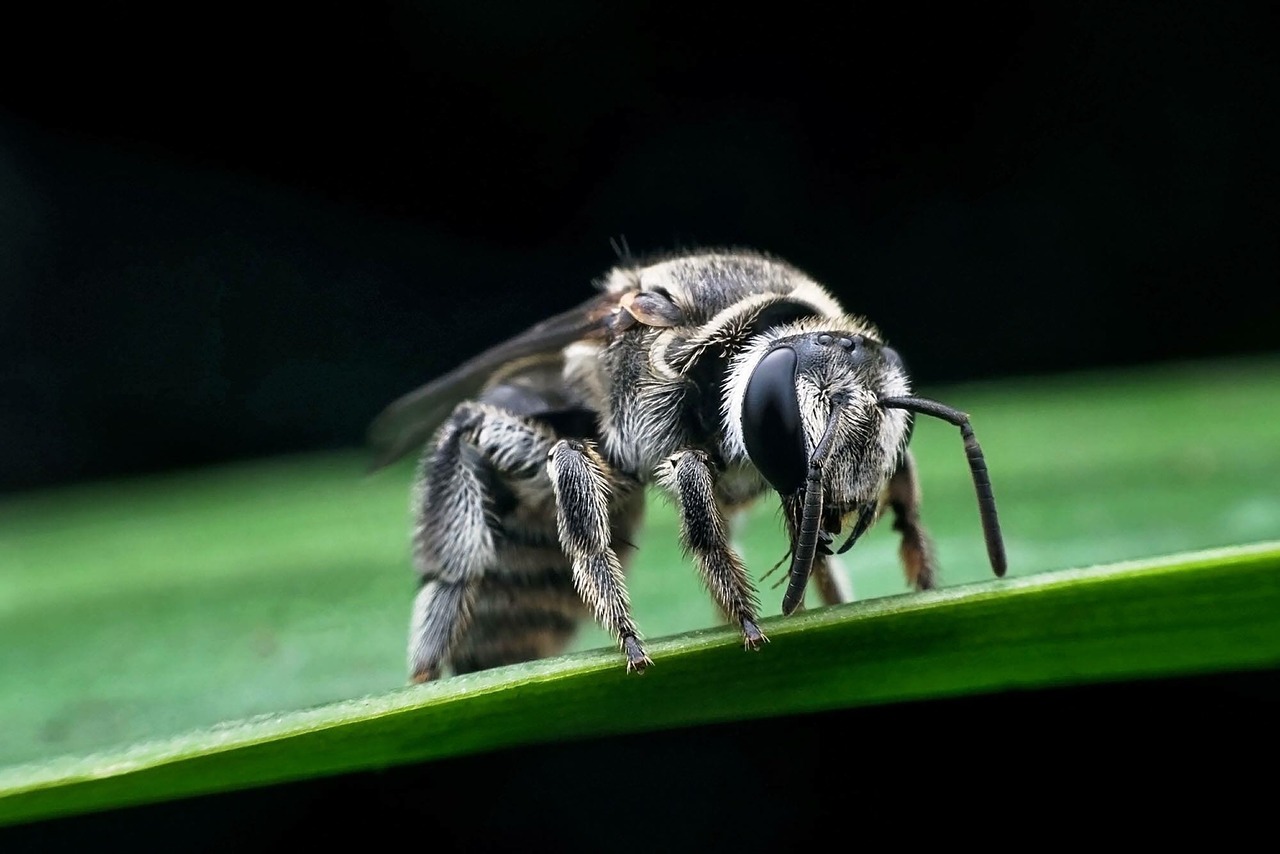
xmin=741 ymin=346 xmax=807 ymax=495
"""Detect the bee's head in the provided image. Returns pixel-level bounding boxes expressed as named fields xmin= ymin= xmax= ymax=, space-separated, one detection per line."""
xmin=732 ymin=329 xmax=911 ymax=499
xmin=723 ymin=323 xmax=1006 ymax=614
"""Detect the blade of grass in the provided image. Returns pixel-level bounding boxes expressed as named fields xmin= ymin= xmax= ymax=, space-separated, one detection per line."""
xmin=1 ymin=356 xmax=1277 ymax=825
xmin=1 ymin=357 xmax=1275 ymax=773
xmin=2 ymin=540 xmax=1278 ymax=826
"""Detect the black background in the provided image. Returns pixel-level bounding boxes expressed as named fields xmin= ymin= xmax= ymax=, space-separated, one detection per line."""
xmin=2 ymin=2 xmax=1276 ymax=493
xmin=3 ymin=672 xmax=1276 ymax=850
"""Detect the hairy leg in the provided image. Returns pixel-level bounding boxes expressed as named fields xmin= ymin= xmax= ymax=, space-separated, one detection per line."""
xmin=661 ymin=449 xmax=766 ymax=649
xmin=887 ymin=450 xmax=939 ymax=591
xmin=547 ymin=439 xmax=651 ymax=673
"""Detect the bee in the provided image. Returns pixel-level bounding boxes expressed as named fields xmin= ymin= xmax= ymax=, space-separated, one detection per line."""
xmin=368 ymin=248 xmax=1006 ymax=683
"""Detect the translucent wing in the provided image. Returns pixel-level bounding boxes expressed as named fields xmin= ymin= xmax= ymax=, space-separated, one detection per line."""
xmin=366 ymin=291 xmax=622 ymax=471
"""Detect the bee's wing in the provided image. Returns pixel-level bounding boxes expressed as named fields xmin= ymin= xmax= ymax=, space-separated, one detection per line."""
xmin=366 ymin=291 xmax=621 ymax=471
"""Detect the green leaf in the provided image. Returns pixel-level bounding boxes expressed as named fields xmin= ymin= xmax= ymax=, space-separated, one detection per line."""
xmin=1 ymin=356 xmax=1277 ymax=826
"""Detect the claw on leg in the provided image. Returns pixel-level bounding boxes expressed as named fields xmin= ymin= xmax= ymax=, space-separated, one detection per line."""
xmin=742 ymin=618 xmax=769 ymax=651
xmin=624 ymin=635 xmax=652 ymax=673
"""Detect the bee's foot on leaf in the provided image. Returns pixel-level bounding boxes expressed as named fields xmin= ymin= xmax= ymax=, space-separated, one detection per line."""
xmin=742 ymin=619 xmax=769 ymax=651
xmin=624 ymin=635 xmax=652 ymax=674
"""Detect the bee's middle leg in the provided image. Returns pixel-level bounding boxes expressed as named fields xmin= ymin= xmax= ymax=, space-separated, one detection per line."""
xmin=546 ymin=439 xmax=651 ymax=673
xmin=663 ymin=449 xmax=765 ymax=650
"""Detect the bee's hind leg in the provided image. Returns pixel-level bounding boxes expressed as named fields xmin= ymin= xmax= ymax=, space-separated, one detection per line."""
xmin=406 ymin=405 xmax=495 ymax=683
xmin=408 ymin=578 xmax=475 ymax=684
xmin=887 ymin=450 xmax=939 ymax=591
xmin=407 ymin=402 xmax=560 ymax=683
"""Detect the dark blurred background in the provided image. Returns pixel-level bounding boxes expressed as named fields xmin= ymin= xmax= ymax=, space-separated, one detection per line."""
xmin=2 ymin=2 xmax=1276 ymax=493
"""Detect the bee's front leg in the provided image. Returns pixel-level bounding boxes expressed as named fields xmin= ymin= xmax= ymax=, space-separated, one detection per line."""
xmin=887 ymin=450 xmax=939 ymax=590
xmin=810 ymin=554 xmax=855 ymax=605
xmin=662 ymin=449 xmax=766 ymax=651
xmin=546 ymin=439 xmax=651 ymax=673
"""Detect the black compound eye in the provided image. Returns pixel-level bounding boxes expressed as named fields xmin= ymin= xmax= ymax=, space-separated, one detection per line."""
xmin=741 ymin=346 xmax=807 ymax=494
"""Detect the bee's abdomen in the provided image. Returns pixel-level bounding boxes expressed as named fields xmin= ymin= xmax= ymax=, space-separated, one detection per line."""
xmin=450 ymin=485 xmax=643 ymax=674
xmin=406 ymin=350 xmax=646 ymax=679
xmin=450 ymin=558 xmax=586 ymax=674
